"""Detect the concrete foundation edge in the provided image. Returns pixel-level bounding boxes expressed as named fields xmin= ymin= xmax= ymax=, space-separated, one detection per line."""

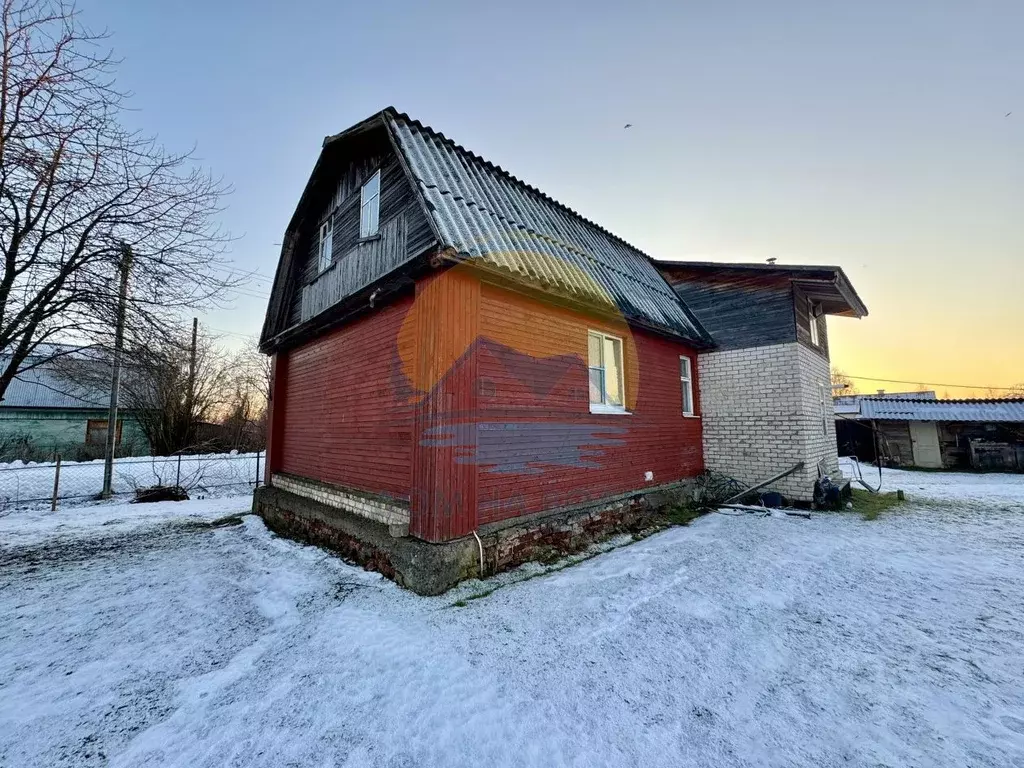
xmin=252 ymin=480 xmax=695 ymax=596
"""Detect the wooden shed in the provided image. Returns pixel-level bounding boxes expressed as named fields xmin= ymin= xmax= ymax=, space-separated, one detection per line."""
xmin=836 ymin=394 xmax=1024 ymax=471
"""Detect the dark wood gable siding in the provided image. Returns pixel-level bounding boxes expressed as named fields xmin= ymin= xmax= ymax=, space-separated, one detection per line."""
xmin=793 ymin=285 xmax=829 ymax=357
xmin=285 ymin=130 xmax=435 ymax=328
xmin=665 ymin=270 xmax=796 ymax=351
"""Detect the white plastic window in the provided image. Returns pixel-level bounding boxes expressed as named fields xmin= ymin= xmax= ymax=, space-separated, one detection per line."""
xmin=588 ymin=331 xmax=625 ymax=412
xmin=680 ymin=356 xmax=694 ymax=415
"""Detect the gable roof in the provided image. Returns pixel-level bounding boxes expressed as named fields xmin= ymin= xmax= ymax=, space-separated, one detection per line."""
xmin=658 ymin=260 xmax=868 ymax=318
xmin=262 ymin=108 xmax=713 ymax=348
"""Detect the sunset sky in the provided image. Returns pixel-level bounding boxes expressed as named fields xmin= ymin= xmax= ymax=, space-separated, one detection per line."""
xmin=85 ymin=0 xmax=1022 ymax=396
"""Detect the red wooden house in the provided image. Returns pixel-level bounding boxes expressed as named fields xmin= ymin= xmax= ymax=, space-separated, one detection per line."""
xmin=255 ymin=108 xmax=715 ymax=593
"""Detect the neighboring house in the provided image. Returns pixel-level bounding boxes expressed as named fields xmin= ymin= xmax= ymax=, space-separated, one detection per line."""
xmin=254 ymin=107 xmax=867 ymax=593
xmin=836 ymin=392 xmax=1024 ymax=471
xmin=656 ymin=262 xmax=867 ymax=500
xmin=0 ymin=348 xmax=148 ymax=461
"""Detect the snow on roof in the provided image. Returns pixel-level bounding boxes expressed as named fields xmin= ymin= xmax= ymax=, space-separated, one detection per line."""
xmin=837 ymin=395 xmax=1024 ymax=423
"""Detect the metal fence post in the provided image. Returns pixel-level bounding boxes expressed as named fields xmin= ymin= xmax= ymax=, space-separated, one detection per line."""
xmin=51 ymin=455 xmax=62 ymax=512
xmin=176 ymin=454 xmax=182 ymax=488
xmin=255 ymin=450 xmax=261 ymax=488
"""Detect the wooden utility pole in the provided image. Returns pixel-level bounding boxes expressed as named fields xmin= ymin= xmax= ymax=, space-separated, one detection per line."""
xmin=101 ymin=244 xmax=133 ymax=499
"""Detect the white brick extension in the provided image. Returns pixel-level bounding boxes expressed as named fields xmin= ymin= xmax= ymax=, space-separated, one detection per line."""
xmin=698 ymin=342 xmax=841 ymax=501
xmin=272 ymin=473 xmax=410 ymax=528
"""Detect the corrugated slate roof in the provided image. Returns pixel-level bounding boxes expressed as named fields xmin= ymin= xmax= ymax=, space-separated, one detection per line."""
xmin=386 ymin=113 xmax=712 ymax=345
xmin=845 ymin=397 xmax=1024 ymax=423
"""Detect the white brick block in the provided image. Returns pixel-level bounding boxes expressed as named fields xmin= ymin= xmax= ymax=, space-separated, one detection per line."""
xmin=272 ymin=473 xmax=411 ymax=528
xmin=698 ymin=342 xmax=841 ymax=501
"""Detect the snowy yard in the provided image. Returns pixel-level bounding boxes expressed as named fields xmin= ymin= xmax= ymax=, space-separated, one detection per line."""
xmin=2 ymin=469 xmax=1024 ymax=767
xmin=0 ymin=451 xmax=263 ymax=509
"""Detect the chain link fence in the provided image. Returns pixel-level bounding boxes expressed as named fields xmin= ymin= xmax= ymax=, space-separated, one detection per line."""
xmin=0 ymin=450 xmax=263 ymax=513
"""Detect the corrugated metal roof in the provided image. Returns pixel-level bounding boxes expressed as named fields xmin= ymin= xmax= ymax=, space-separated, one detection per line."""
xmin=843 ymin=397 xmax=1024 ymax=423
xmin=1 ymin=365 xmax=108 ymax=409
xmin=0 ymin=349 xmax=110 ymax=410
xmin=387 ymin=113 xmax=712 ymax=345
xmin=834 ymin=391 xmax=936 ymax=413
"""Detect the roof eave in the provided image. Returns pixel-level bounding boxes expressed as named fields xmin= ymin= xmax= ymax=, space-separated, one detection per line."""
xmin=654 ymin=260 xmax=867 ymax=318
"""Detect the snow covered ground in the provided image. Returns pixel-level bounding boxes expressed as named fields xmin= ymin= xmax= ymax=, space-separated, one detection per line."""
xmin=1 ymin=469 xmax=1023 ymax=767
xmin=0 ymin=451 xmax=262 ymax=509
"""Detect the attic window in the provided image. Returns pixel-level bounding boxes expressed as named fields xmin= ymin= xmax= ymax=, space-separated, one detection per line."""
xmin=318 ymin=217 xmax=334 ymax=273
xmin=359 ymin=170 xmax=381 ymax=238
xmin=809 ymin=302 xmax=821 ymax=346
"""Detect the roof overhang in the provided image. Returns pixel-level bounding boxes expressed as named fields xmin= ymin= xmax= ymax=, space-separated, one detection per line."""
xmin=656 ymin=260 xmax=868 ymax=318
xmin=792 ymin=276 xmax=867 ymax=318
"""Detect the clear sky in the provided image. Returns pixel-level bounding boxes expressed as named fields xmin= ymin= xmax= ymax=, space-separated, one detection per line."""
xmin=83 ymin=0 xmax=1022 ymax=395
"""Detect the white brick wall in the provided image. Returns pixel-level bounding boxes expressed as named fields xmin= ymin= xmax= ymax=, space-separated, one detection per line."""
xmin=698 ymin=342 xmax=841 ymax=500
xmin=272 ymin=473 xmax=410 ymax=527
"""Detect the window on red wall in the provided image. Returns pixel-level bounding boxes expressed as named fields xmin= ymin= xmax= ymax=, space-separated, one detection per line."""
xmin=680 ymin=356 xmax=695 ymax=415
xmin=588 ymin=330 xmax=626 ymax=413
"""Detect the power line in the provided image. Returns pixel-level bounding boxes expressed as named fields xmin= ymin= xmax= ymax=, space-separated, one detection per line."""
xmin=843 ymin=374 xmax=1018 ymax=392
xmin=205 ymin=326 xmax=256 ymax=339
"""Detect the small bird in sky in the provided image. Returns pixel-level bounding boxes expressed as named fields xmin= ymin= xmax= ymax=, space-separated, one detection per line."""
xmin=623 ymin=123 xmax=633 ymax=129
xmin=1006 ymin=112 xmax=1013 ymax=117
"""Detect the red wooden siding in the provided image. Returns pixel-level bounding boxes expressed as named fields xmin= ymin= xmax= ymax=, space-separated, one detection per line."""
xmin=409 ymin=270 xmax=480 ymax=542
xmin=275 ymin=297 xmax=415 ymax=499
xmin=474 ymin=282 xmax=703 ymax=525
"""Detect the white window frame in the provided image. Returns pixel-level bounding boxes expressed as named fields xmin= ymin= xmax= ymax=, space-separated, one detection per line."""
xmin=317 ymin=216 xmax=334 ymax=273
xmin=680 ymin=355 xmax=695 ymax=416
xmin=809 ymin=302 xmax=821 ymax=346
xmin=588 ymin=330 xmax=628 ymax=414
xmin=359 ymin=169 xmax=381 ymax=238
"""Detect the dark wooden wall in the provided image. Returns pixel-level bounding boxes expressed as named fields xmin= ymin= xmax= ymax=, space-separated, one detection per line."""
xmin=664 ymin=269 xmax=796 ymax=350
xmin=876 ymin=420 xmax=914 ymax=466
xmin=284 ymin=127 xmax=435 ymax=328
xmin=939 ymin=421 xmax=1024 ymax=470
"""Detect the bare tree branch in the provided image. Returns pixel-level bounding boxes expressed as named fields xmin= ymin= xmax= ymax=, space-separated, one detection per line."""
xmin=0 ymin=0 xmax=240 ymax=403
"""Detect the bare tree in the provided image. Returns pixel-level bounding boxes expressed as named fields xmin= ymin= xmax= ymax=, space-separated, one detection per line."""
xmin=120 ymin=328 xmax=232 ymax=455
xmin=219 ymin=339 xmax=270 ymax=452
xmin=0 ymin=0 xmax=238 ymax=402
xmin=830 ymin=367 xmax=857 ymax=395
xmin=55 ymin=324 xmax=233 ymax=454
xmin=1010 ymin=383 xmax=1024 ymax=398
